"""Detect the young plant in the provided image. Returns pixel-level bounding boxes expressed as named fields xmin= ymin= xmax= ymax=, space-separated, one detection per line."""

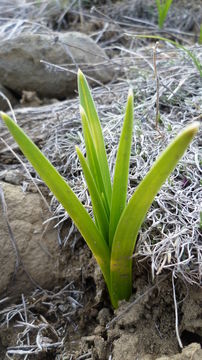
xmin=155 ymin=0 xmax=173 ymax=29
xmin=199 ymin=24 xmax=202 ymax=45
xmin=1 ymin=70 xmax=199 ymax=308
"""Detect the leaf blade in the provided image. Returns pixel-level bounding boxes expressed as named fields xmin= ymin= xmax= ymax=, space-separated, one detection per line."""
xmin=110 ymin=122 xmax=199 ymax=302
xmin=78 ymin=70 xmax=112 ymax=206
xmin=1 ymin=112 xmax=111 ymax=289
xmin=109 ymin=89 xmax=134 ymax=248
xmin=80 ymin=106 xmax=110 ymax=218
xmin=76 ymin=145 xmax=109 ymax=241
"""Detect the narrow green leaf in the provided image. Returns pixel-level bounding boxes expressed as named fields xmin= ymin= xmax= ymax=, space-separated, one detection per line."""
xmin=110 ymin=122 xmax=199 ymax=302
xmin=80 ymin=106 xmax=110 ymax=218
xmin=156 ymin=0 xmax=173 ymax=28
xmin=199 ymin=23 xmax=202 ymax=45
xmin=109 ymin=89 xmax=134 ymax=248
xmin=78 ymin=69 xmax=112 ymax=206
xmin=1 ymin=112 xmax=111 ymax=289
xmin=76 ymin=145 xmax=109 ymax=241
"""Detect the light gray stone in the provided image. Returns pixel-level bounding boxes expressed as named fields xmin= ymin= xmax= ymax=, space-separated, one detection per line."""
xmin=0 ymin=32 xmax=114 ymax=98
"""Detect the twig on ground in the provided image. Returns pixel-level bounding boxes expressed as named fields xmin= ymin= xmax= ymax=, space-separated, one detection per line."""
xmin=172 ymin=272 xmax=183 ymax=348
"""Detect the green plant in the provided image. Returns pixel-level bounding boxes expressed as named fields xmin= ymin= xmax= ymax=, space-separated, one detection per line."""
xmin=1 ymin=70 xmax=199 ymax=308
xmin=199 ymin=24 xmax=202 ymax=45
xmin=155 ymin=0 xmax=173 ymax=29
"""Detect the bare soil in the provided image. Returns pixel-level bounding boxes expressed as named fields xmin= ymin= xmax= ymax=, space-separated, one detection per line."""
xmin=0 ymin=239 xmax=201 ymax=359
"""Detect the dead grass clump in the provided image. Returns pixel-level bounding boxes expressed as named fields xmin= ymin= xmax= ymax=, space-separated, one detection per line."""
xmin=0 ymin=284 xmax=83 ymax=357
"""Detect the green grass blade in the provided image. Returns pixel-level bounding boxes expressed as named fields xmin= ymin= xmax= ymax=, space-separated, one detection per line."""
xmin=156 ymin=0 xmax=173 ymax=28
xmin=1 ymin=112 xmax=111 ymax=289
xmin=80 ymin=106 xmax=110 ymax=218
xmin=109 ymin=89 xmax=134 ymax=248
xmin=199 ymin=24 xmax=202 ymax=44
xmin=110 ymin=122 xmax=199 ymax=302
xmin=155 ymin=0 xmax=161 ymax=12
xmin=133 ymin=34 xmax=202 ymax=77
xmin=76 ymin=145 xmax=109 ymax=241
xmin=78 ymin=69 xmax=112 ymax=206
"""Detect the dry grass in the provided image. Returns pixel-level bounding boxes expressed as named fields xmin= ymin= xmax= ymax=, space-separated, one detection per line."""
xmin=0 ymin=284 xmax=83 ymax=358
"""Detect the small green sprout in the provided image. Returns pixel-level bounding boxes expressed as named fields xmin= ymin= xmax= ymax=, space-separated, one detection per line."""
xmin=200 ymin=212 xmax=202 ymax=230
xmin=1 ymin=70 xmax=199 ymax=308
xmin=155 ymin=0 xmax=173 ymax=29
xmin=199 ymin=24 xmax=202 ymax=45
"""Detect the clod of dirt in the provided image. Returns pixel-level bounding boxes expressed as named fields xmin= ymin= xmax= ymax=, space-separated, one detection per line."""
xmin=156 ymin=343 xmax=202 ymax=360
xmin=97 ymin=307 xmax=111 ymax=326
xmin=181 ymin=286 xmax=202 ymax=338
xmin=20 ymin=90 xmax=42 ymax=107
xmin=112 ymin=333 xmax=140 ymax=360
xmin=108 ymin=276 xmax=178 ymax=359
xmin=0 ymin=32 xmax=114 ymax=99
xmin=0 ymin=181 xmax=60 ymax=298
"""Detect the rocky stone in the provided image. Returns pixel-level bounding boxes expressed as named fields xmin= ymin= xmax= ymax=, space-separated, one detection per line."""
xmin=0 ymin=181 xmax=60 ymax=299
xmin=0 ymin=169 xmax=27 ymax=185
xmin=0 ymin=84 xmax=18 ymax=111
xmin=0 ymin=32 xmax=114 ymax=99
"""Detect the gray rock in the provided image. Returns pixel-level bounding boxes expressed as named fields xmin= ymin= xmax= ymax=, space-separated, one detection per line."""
xmin=0 ymin=84 xmax=18 ymax=111
xmin=0 ymin=181 xmax=60 ymax=298
xmin=0 ymin=32 xmax=114 ymax=99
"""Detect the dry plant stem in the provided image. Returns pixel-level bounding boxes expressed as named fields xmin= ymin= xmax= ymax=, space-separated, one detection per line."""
xmin=22 ymin=294 xmax=30 ymax=348
xmin=77 ymin=353 xmax=92 ymax=360
xmin=153 ymin=41 xmax=160 ymax=131
xmin=172 ymin=272 xmax=183 ymax=349
xmin=40 ymin=60 xmax=108 ymax=88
